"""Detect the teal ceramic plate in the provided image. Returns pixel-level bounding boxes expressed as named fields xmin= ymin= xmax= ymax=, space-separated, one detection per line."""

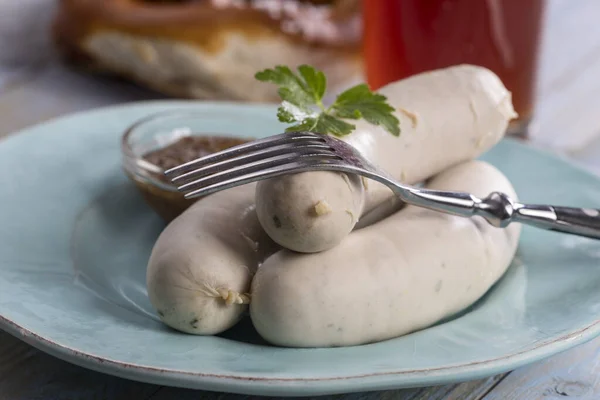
xmin=1 ymin=102 xmax=600 ymax=397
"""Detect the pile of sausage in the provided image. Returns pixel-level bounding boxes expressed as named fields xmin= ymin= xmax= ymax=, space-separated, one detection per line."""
xmin=146 ymin=64 xmax=522 ymax=348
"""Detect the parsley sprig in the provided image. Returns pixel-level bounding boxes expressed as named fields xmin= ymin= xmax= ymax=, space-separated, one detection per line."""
xmin=255 ymin=65 xmax=400 ymax=137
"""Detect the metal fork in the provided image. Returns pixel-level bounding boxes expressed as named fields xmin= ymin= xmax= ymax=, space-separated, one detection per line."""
xmin=165 ymin=131 xmax=600 ymax=240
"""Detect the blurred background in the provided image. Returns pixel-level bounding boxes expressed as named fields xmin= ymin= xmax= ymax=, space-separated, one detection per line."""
xmin=1 ymin=0 xmax=599 ymax=164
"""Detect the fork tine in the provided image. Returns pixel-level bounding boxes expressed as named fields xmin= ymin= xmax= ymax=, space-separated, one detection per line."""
xmin=171 ymin=143 xmax=333 ymax=184
xmin=182 ymin=159 xmax=348 ymax=199
xmin=164 ymin=132 xmax=324 ymax=177
xmin=176 ymin=152 xmax=341 ymax=192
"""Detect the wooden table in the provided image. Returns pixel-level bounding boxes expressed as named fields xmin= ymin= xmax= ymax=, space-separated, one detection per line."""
xmin=2 ymin=0 xmax=600 ymax=398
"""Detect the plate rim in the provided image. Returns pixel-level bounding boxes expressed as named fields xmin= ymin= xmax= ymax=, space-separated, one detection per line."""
xmin=3 ymin=312 xmax=599 ymax=396
xmin=1 ymin=100 xmax=600 ymax=396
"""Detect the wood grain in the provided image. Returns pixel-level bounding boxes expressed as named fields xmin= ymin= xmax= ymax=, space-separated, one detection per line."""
xmin=1 ymin=0 xmax=600 ymax=399
xmin=0 ymin=64 xmax=159 ymax=137
xmin=147 ymin=376 xmax=504 ymax=400
xmin=0 ymin=331 xmax=160 ymax=400
xmin=483 ymin=337 xmax=600 ymax=399
xmin=531 ymin=0 xmax=600 ymax=152
xmin=0 ymin=328 xmax=505 ymax=400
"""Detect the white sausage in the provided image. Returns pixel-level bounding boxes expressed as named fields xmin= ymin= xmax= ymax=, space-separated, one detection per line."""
xmin=147 ymin=184 xmax=278 ymax=335
xmin=255 ymin=64 xmax=517 ymax=253
xmin=255 ymin=171 xmax=364 ymax=253
xmin=250 ymin=160 xmax=521 ymax=347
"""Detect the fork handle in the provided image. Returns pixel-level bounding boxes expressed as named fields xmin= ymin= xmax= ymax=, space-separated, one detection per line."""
xmin=513 ymin=204 xmax=600 ymax=239
xmin=403 ymin=188 xmax=600 ymax=240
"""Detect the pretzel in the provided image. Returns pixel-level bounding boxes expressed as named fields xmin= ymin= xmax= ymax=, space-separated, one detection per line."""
xmin=53 ymin=0 xmax=363 ymax=101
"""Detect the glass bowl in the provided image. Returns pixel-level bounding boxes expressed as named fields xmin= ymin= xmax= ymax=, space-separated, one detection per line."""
xmin=121 ymin=110 xmax=256 ymax=222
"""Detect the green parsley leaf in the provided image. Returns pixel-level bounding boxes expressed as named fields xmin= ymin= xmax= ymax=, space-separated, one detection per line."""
xmin=284 ymin=119 xmax=318 ymax=133
xmin=297 ymin=65 xmax=326 ymax=105
xmin=255 ymin=64 xmax=400 ymax=137
xmin=277 ymin=107 xmax=296 ymax=124
xmin=312 ymin=114 xmax=356 ymax=137
xmin=332 ymin=84 xmax=400 ymax=137
xmin=284 ymin=114 xmax=355 ymax=137
xmin=255 ymin=66 xmax=313 ymax=109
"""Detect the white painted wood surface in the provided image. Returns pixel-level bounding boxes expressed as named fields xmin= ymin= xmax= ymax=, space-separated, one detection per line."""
xmin=2 ymin=0 xmax=600 ymax=398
